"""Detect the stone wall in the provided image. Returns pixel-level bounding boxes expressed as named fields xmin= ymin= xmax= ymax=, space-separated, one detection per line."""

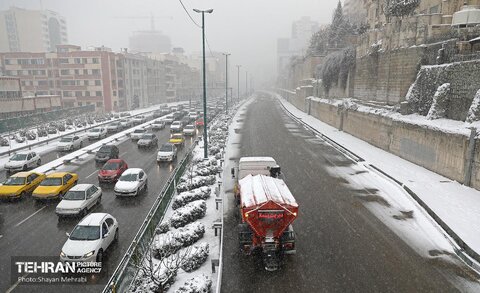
xmin=286 ymin=93 xmax=479 ymax=190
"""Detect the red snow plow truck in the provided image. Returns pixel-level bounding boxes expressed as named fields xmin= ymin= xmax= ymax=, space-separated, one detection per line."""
xmin=234 ymin=158 xmax=298 ymax=271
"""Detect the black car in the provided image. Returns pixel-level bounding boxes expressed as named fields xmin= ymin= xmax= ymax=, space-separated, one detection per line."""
xmin=95 ymin=145 xmax=119 ymax=163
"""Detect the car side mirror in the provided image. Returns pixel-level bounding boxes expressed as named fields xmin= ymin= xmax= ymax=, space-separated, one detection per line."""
xmin=103 ymin=232 xmax=109 ymax=239
xmin=231 ymin=168 xmax=235 ymax=178
xmin=66 ymin=232 xmax=70 ymax=237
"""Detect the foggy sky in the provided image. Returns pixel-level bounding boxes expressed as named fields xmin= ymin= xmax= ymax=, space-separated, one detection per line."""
xmin=1 ymin=0 xmax=339 ymax=88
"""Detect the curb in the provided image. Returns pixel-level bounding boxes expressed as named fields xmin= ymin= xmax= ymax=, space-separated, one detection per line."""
xmin=277 ymin=97 xmax=480 ymax=273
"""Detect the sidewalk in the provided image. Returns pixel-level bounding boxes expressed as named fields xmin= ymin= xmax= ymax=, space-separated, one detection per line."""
xmin=277 ymin=95 xmax=480 ymax=266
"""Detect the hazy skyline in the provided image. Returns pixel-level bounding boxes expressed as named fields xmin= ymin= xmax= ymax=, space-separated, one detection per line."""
xmin=1 ymin=0 xmax=339 ymax=87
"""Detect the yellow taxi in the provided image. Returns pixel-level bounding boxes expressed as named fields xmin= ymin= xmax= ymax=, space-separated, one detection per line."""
xmin=0 ymin=171 xmax=46 ymax=199
xmin=169 ymin=133 xmax=185 ymax=147
xmin=32 ymin=172 xmax=78 ymax=200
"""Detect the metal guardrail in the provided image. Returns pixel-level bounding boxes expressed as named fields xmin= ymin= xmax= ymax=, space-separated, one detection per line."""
xmin=277 ymin=96 xmax=480 ymax=272
xmin=102 ymin=141 xmax=197 ymax=293
xmin=0 ymin=108 xmax=161 ymax=157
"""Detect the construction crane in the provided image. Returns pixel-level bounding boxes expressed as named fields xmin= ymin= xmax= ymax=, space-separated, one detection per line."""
xmin=114 ymin=13 xmax=173 ymax=30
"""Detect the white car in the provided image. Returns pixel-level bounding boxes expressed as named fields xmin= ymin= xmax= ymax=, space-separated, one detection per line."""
xmin=170 ymin=121 xmax=183 ymax=132
xmin=157 ymin=143 xmax=177 ymax=162
xmin=130 ymin=128 xmax=147 ymax=141
xmin=56 ymin=135 xmax=87 ymax=151
xmin=56 ymin=184 xmax=102 ymax=217
xmin=88 ymin=127 xmax=107 ymax=140
xmin=119 ymin=119 xmax=133 ymax=128
xmin=133 ymin=115 xmax=146 ymax=125
xmin=151 ymin=119 xmax=166 ymax=130
xmin=4 ymin=151 xmax=41 ymax=172
xmin=182 ymin=124 xmax=196 ymax=136
xmin=60 ymin=213 xmax=118 ymax=263
xmin=114 ymin=168 xmax=148 ymax=197
xmin=188 ymin=112 xmax=198 ymax=119
xmin=164 ymin=115 xmax=174 ymax=124
xmin=106 ymin=122 xmax=121 ymax=133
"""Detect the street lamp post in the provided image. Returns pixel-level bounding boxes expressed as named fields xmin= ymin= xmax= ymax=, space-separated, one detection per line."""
xmin=193 ymin=8 xmax=213 ymax=159
xmin=236 ymin=65 xmax=241 ymax=103
xmin=223 ymin=53 xmax=230 ymax=114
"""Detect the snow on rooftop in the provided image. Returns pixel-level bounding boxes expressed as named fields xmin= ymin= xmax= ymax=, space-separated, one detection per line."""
xmin=239 ymin=174 xmax=298 ymax=208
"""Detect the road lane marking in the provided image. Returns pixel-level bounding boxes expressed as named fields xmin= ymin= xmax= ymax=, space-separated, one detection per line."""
xmin=15 ymin=206 xmax=46 ymax=227
xmin=6 ymin=273 xmax=29 ymax=293
xmin=0 ymin=234 xmax=3 ymax=239
xmin=120 ymin=151 xmax=128 ymax=156
xmin=86 ymin=170 xmax=98 ymax=179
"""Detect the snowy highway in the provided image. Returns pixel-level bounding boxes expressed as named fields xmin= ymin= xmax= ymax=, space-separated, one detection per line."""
xmin=221 ymin=94 xmax=480 ymax=292
xmin=0 ymin=125 xmax=199 ymax=293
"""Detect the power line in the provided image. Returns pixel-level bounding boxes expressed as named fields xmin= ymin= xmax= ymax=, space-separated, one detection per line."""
xmin=205 ymin=35 xmax=215 ymax=58
xmin=178 ymin=0 xmax=201 ymax=28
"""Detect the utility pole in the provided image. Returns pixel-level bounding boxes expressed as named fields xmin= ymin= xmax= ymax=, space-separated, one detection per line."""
xmin=193 ymin=8 xmax=214 ymax=159
xmin=223 ymin=53 xmax=230 ymax=114
xmin=236 ymin=65 xmax=241 ymax=103
xmin=245 ymin=71 xmax=248 ymax=97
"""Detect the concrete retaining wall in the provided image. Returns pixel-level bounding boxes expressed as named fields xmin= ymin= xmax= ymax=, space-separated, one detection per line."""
xmin=287 ymin=93 xmax=479 ymax=190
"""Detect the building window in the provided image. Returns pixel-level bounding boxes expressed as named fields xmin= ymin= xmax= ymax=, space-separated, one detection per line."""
xmin=78 ymin=102 xmax=83 ymax=106
xmin=429 ymin=5 xmax=439 ymax=14
xmin=63 ymin=91 xmax=72 ymax=97
xmin=95 ymin=80 xmax=101 ymax=86
xmin=113 ymin=91 xmax=117 ymax=96
xmin=96 ymin=102 xmax=103 ymax=107
xmin=85 ymin=91 xmax=90 ymax=97
xmin=84 ymin=80 xmax=89 ymax=86
xmin=82 ymin=58 xmax=87 ymax=64
xmin=74 ymin=69 xmax=80 ymax=75
xmin=5 ymin=59 xmax=11 ymax=65
xmin=92 ymin=58 xmax=99 ymax=64
xmin=60 ymin=69 xmax=69 ymax=75
xmin=92 ymin=69 xmax=100 ymax=75
xmin=74 ymin=58 xmax=81 ymax=64
xmin=95 ymin=91 xmax=102 ymax=96
xmin=75 ymin=91 xmax=82 ymax=97
xmin=58 ymin=58 xmax=69 ymax=64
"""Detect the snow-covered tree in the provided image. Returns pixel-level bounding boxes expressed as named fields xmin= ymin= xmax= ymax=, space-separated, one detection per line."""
xmin=384 ymin=0 xmax=420 ymax=18
xmin=466 ymin=89 xmax=480 ymax=123
xmin=175 ymin=274 xmax=212 ymax=293
xmin=320 ymin=47 xmax=356 ymax=93
xmin=426 ymin=83 xmax=450 ymax=120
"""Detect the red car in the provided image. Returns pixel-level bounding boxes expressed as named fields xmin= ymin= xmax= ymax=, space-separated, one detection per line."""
xmin=195 ymin=118 xmax=204 ymax=128
xmin=98 ymin=159 xmax=128 ymax=183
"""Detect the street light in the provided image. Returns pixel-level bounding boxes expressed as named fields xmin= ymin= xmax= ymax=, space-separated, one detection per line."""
xmin=236 ymin=65 xmax=241 ymax=103
xmin=193 ymin=8 xmax=213 ymax=159
xmin=222 ymin=53 xmax=230 ymax=114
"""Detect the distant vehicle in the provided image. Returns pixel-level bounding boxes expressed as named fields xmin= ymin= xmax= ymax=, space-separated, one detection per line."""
xmin=95 ymin=145 xmax=119 ymax=164
xmin=88 ymin=127 xmax=107 ymax=140
xmin=153 ymin=110 xmax=163 ymax=118
xmin=32 ymin=172 xmax=78 ymax=200
xmin=157 ymin=143 xmax=177 ymax=162
xmin=106 ymin=122 xmax=121 ymax=133
xmin=98 ymin=159 xmax=128 ymax=183
xmin=5 ymin=151 xmax=41 ymax=172
xmin=60 ymin=213 xmax=118 ymax=263
xmin=195 ymin=118 xmax=204 ymax=128
xmin=47 ymin=127 xmax=57 ymax=134
xmin=170 ymin=121 xmax=183 ymax=133
xmin=56 ymin=184 xmax=102 ymax=217
xmin=120 ymin=112 xmax=131 ymax=117
xmin=151 ymin=119 xmax=166 ymax=130
xmin=164 ymin=115 xmax=174 ymax=124
xmin=137 ymin=133 xmax=158 ymax=148
xmin=133 ymin=115 xmax=146 ymax=125
xmin=130 ymin=128 xmax=146 ymax=141
xmin=119 ymin=119 xmax=133 ymax=128
xmin=182 ymin=124 xmax=196 ymax=136
xmin=0 ymin=171 xmax=45 ymax=199
xmin=188 ymin=112 xmax=198 ymax=120
xmin=114 ymin=168 xmax=148 ymax=197
xmin=112 ymin=113 xmax=120 ymax=118
xmin=169 ymin=133 xmax=185 ymax=147
xmin=56 ymin=135 xmax=87 ymax=152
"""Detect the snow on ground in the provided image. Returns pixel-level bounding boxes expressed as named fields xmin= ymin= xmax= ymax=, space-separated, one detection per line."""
xmin=0 ymin=102 xmax=186 ymax=171
xmin=279 ymin=95 xmax=480 ymax=272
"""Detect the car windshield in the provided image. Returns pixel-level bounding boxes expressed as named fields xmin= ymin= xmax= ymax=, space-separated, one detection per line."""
xmin=63 ymin=190 xmax=86 ymax=200
xmin=159 ymin=144 xmax=173 ymax=152
xmin=134 ymin=129 xmax=145 ymax=133
xmin=172 ymin=122 xmax=180 ymax=125
xmin=103 ymin=162 xmax=120 ymax=170
xmin=3 ymin=176 xmax=26 ymax=186
xmin=98 ymin=147 xmax=112 ymax=154
xmin=171 ymin=134 xmax=182 ymax=139
xmin=90 ymin=128 xmax=100 ymax=132
xmin=40 ymin=177 xmax=62 ymax=186
xmin=69 ymin=225 xmax=100 ymax=241
xmin=10 ymin=154 xmax=27 ymax=161
xmin=185 ymin=125 xmax=194 ymax=130
xmin=119 ymin=173 xmax=138 ymax=182
xmin=142 ymin=134 xmax=154 ymax=139
xmin=60 ymin=137 xmax=73 ymax=142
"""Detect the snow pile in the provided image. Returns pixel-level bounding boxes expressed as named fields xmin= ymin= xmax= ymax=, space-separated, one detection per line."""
xmin=174 ymin=274 xmax=212 ymax=293
xmin=173 ymin=187 xmax=212 ymax=210
xmin=153 ymin=222 xmax=205 ymax=258
xmin=177 ymin=176 xmax=216 ymax=193
xmin=466 ymin=89 xmax=480 ymax=123
xmin=170 ymin=200 xmax=207 ymax=228
xmin=180 ymin=243 xmax=209 ymax=272
xmin=426 ymin=83 xmax=450 ymax=120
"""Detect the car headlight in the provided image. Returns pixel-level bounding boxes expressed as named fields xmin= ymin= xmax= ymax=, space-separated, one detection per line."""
xmin=83 ymin=250 xmax=95 ymax=258
xmin=60 ymin=251 xmax=66 ymax=257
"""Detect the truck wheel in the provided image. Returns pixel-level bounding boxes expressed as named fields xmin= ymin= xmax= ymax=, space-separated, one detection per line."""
xmin=23 ymin=164 xmax=27 ymax=171
xmin=37 ymin=159 xmax=41 ymax=166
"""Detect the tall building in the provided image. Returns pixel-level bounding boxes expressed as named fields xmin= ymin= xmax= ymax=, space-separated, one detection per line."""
xmin=129 ymin=30 xmax=171 ymax=54
xmin=0 ymin=7 xmax=68 ymax=52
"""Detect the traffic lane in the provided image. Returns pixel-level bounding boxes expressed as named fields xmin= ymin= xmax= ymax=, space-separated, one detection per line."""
xmin=0 ymin=128 xmax=195 ymax=293
xmin=222 ymin=96 xmax=467 ymax=292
